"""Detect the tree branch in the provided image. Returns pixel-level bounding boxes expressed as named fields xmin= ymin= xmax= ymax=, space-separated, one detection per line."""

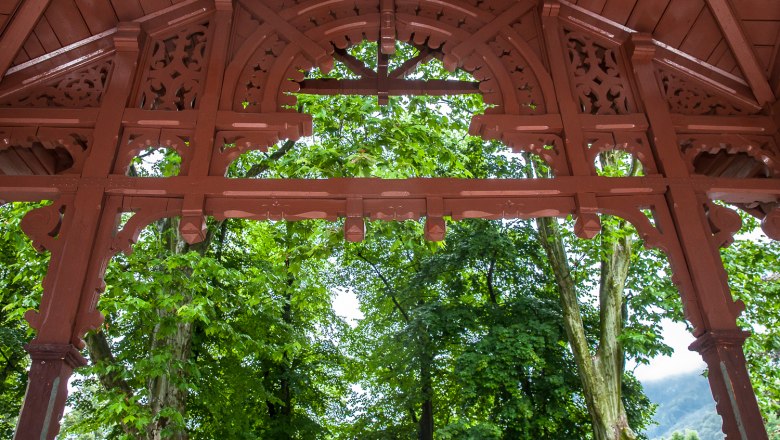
xmin=356 ymin=251 xmax=411 ymax=323
xmin=486 ymin=253 xmax=498 ymax=305
xmin=245 ymin=139 xmax=297 ymax=178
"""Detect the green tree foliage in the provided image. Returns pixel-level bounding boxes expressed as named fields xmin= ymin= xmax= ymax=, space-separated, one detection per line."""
xmin=0 ymin=203 xmax=49 ymax=437
xmin=721 ymin=215 xmax=780 ymax=425
xmin=668 ymin=430 xmax=701 ymax=440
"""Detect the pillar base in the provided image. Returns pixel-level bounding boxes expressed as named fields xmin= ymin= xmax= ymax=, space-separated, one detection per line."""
xmin=689 ymin=330 xmax=768 ymax=440
xmin=14 ymin=343 xmax=87 ymax=440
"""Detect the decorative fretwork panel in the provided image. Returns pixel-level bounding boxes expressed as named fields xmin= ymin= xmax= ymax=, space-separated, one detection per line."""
xmin=488 ymin=34 xmax=546 ymax=114
xmin=564 ymin=29 xmax=634 ymax=115
xmin=0 ymin=60 xmax=113 ymax=108
xmin=659 ymin=70 xmax=757 ymax=116
xmin=235 ymin=32 xmax=291 ymax=112
xmin=136 ymin=22 xmax=212 ymax=111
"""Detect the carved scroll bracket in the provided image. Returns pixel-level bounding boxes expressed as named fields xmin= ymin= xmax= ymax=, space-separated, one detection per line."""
xmin=585 ymin=131 xmax=659 ymax=175
xmin=20 ymin=200 xmax=68 ymax=253
xmin=679 ymin=134 xmax=780 ymax=177
xmin=503 ymin=132 xmax=569 ymax=177
xmin=761 ymin=206 xmax=780 ymax=240
xmin=703 ymin=200 xmax=743 ymax=249
xmin=114 ymin=128 xmax=192 ymax=175
xmin=0 ymin=126 xmax=91 ymax=175
xmin=111 ymin=198 xmax=184 ymax=255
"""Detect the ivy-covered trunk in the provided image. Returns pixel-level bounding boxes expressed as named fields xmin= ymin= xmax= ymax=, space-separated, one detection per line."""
xmin=145 ymin=219 xmax=205 ymax=440
xmin=537 ymin=215 xmax=636 ymax=440
xmin=146 ymin=314 xmax=193 ymax=440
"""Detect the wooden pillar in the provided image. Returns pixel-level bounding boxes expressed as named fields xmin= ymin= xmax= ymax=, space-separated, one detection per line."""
xmin=540 ymin=3 xmax=590 ymax=177
xmin=14 ymin=24 xmax=143 ymax=440
xmin=181 ymin=0 xmax=233 ymax=244
xmin=628 ymin=33 xmax=768 ymax=440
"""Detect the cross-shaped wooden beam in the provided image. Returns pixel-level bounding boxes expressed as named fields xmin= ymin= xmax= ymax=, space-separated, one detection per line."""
xmin=299 ymin=46 xmax=479 ymax=104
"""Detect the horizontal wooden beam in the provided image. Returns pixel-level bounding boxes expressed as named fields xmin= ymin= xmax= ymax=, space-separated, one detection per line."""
xmin=0 ymin=108 xmax=99 ymax=126
xmin=298 ymin=78 xmax=480 ymax=96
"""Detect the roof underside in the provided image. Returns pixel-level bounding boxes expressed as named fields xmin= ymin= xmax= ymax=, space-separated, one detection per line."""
xmin=1 ymin=0 xmax=777 ymax=94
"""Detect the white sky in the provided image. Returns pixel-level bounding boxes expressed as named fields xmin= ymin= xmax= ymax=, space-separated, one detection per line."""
xmin=631 ymin=319 xmax=705 ymax=381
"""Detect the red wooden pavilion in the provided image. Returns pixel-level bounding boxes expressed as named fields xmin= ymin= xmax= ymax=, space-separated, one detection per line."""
xmin=1 ymin=0 xmax=779 ymax=438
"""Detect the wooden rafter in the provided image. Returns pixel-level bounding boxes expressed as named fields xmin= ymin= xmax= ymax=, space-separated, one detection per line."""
xmin=0 ymin=0 xmax=51 ymax=80
xmin=705 ymin=0 xmax=776 ymax=105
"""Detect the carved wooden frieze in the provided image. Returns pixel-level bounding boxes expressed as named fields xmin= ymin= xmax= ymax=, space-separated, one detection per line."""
xmin=136 ymin=22 xmax=212 ymax=111
xmin=679 ymin=134 xmax=780 ymax=177
xmin=0 ymin=60 xmax=113 ymax=108
xmin=584 ymin=131 xmax=658 ymax=175
xmin=659 ymin=70 xmax=757 ymax=116
xmin=564 ymin=29 xmax=634 ymax=115
xmin=232 ymin=0 xmax=550 ymax=118
xmin=487 ymin=34 xmax=546 ymax=114
xmin=114 ymin=128 xmax=192 ymax=176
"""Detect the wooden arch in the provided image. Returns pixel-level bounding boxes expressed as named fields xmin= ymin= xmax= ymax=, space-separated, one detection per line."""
xmin=0 ymin=0 xmax=778 ymax=438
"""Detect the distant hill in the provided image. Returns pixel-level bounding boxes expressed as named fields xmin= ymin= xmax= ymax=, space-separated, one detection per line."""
xmin=642 ymin=371 xmax=722 ymax=440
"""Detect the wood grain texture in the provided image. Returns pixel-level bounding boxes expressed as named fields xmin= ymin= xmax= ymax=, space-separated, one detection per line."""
xmin=680 ymin=7 xmax=722 ymax=61
xmin=601 ymin=0 xmax=637 ymax=25
xmin=44 ymin=0 xmax=91 ymax=46
xmin=654 ymin=0 xmax=706 ymax=48
xmin=626 ymin=0 xmax=670 ymax=33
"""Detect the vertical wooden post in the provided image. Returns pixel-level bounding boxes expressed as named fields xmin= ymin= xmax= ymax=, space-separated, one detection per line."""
xmin=628 ymin=33 xmax=769 ymax=440
xmin=14 ymin=24 xmax=142 ymax=440
xmin=539 ymin=4 xmax=590 ymax=177
xmin=181 ymin=0 xmax=233 ymax=243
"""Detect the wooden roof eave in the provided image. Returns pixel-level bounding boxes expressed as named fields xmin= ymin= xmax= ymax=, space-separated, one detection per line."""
xmin=0 ymin=0 xmax=216 ymax=95
xmin=558 ymin=0 xmax=761 ymax=114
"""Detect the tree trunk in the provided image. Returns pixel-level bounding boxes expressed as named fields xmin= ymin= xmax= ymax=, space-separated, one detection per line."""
xmin=147 ymin=316 xmax=193 ymax=440
xmin=536 ymin=216 xmax=636 ymax=440
xmin=145 ymin=218 xmax=206 ymax=440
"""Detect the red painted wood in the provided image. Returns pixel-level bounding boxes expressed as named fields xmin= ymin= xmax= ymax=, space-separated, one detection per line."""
xmin=109 ymin=0 xmax=144 ymax=21
xmin=575 ymin=0 xmax=607 ymax=14
xmin=33 ymin=16 xmax=62 ymax=53
xmin=706 ymin=0 xmax=776 ymax=105
xmin=73 ymin=0 xmax=117 ymax=34
xmin=138 ymin=0 xmax=172 ymax=16
xmin=626 ymin=0 xmax=670 ymax=33
xmin=0 ymin=0 xmax=51 ymax=78
xmin=600 ymin=0 xmax=637 ymax=25
xmin=732 ymin=0 xmax=780 ymax=21
xmin=43 ymin=0 xmax=91 ymax=46
xmin=21 ymin=33 xmax=46 ymax=60
xmin=679 ymin=8 xmax=722 ymax=63
xmin=653 ymin=0 xmax=706 ymax=49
